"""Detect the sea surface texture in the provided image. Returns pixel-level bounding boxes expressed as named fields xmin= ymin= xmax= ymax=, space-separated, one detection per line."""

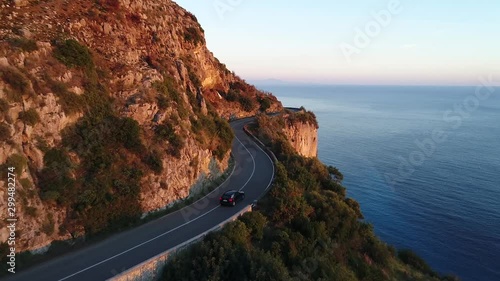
xmin=258 ymin=84 xmax=500 ymax=281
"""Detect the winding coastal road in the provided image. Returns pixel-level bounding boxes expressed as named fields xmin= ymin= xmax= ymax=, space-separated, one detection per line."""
xmin=6 ymin=117 xmax=275 ymax=281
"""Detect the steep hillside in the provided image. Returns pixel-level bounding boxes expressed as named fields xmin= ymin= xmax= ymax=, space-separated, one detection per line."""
xmin=0 ymin=0 xmax=281 ymax=252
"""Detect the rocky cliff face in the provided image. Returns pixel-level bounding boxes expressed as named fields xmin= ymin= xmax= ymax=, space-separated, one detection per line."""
xmin=253 ymin=110 xmax=318 ymax=158
xmin=283 ymin=118 xmax=318 ymax=158
xmin=0 ymin=0 xmax=281 ymax=252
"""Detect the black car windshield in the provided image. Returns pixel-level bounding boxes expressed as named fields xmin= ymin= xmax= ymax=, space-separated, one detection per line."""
xmin=222 ymin=192 xmax=235 ymax=199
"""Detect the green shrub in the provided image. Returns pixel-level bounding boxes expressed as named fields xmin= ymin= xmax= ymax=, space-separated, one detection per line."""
xmin=144 ymin=151 xmax=163 ymax=174
xmin=213 ymin=117 xmax=233 ymax=160
xmin=157 ymin=95 xmax=169 ymax=110
xmin=328 ymin=165 xmax=344 ymax=181
xmin=47 ymin=80 xmax=84 ymax=114
xmin=167 ymin=133 xmax=184 ymax=158
xmin=0 ymin=98 xmax=9 ymax=112
xmin=190 ymin=116 xmax=202 ymax=134
xmin=239 ymin=212 xmax=267 ymax=240
xmin=345 ymin=198 xmax=363 ymax=219
xmin=0 ymin=122 xmax=11 ymax=142
xmin=238 ymin=95 xmax=254 ymax=112
xmin=155 ymin=123 xmax=175 ymax=140
xmin=258 ymin=97 xmax=271 ymax=111
xmin=53 ymin=39 xmax=94 ymax=69
xmin=8 ymin=37 xmax=38 ymax=52
xmin=0 ymin=66 xmax=30 ymax=100
xmin=183 ymin=27 xmax=204 ymax=45
xmin=154 ymin=77 xmax=181 ymax=104
xmin=41 ymin=190 xmax=60 ymax=202
xmin=116 ymin=117 xmax=143 ymax=151
xmin=41 ymin=214 xmax=55 ymax=235
xmin=81 ymin=82 xmax=113 ymax=117
xmin=287 ymin=110 xmax=318 ymax=128
xmin=38 ymin=148 xmax=74 ymax=204
xmin=177 ymin=103 xmax=189 ymax=119
xmin=188 ymin=69 xmax=201 ymax=89
xmin=18 ymin=108 xmax=40 ymax=126
xmin=35 ymin=136 xmax=49 ymax=153
xmin=4 ymin=154 xmax=27 ymax=172
xmin=398 ymin=249 xmax=434 ymax=275
xmin=364 ymin=238 xmax=392 ymax=266
xmin=59 ymin=91 xmax=84 ymax=115
xmin=225 ymin=90 xmax=238 ymax=102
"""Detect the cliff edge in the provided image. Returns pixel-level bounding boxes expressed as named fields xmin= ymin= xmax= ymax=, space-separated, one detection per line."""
xmin=253 ymin=109 xmax=318 ymax=158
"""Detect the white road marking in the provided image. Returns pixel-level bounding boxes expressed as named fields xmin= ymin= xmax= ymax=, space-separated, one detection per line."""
xmin=252 ymin=140 xmax=275 ymax=191
xmin=234 ymin=134 xmax=256 ymax=192
xmin=58 ymin=127 xmax=260 ymax=281
xmin=58 ymin=205 xmax=220 ymax=281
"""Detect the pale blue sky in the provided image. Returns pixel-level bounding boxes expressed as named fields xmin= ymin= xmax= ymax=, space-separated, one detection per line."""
xmin=174 ymin=0 xmax=499 ymax=85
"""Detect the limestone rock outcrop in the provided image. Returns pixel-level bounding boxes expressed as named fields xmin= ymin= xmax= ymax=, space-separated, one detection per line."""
xmin=283 ymin=120 xmax=318 ymax=158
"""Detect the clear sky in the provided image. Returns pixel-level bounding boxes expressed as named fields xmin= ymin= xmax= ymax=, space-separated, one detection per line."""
xmin=174 ymin=0 xmax=499 ymax=86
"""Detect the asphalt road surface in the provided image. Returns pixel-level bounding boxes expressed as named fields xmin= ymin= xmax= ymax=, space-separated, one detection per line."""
xmin=5 ymin=117 xmax=275 ymax=281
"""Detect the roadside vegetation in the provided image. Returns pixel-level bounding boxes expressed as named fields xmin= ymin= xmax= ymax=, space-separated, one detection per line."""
xmin=161 ymin=111 xmax=459 ymax=281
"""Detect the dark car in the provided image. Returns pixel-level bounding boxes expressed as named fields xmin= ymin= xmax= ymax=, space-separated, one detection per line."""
xmin=219 ymin=190 xmax=245 ymax=206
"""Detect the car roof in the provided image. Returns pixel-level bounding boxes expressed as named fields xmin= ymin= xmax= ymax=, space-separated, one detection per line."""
xmin=223 ymin=190 xmax=237 ymax=195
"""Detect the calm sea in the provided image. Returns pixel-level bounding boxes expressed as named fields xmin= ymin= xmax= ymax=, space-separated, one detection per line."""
xmin=257 ymin=84 xmax=500 ymax=281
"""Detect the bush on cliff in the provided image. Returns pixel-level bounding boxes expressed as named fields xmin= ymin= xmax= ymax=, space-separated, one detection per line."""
xmin=398 ymin=249 xmax=435 ymax=275
xmin=0 ymin=98 xmax=9 ymax=113
xmin=8 ymin=37 xmax=38 ymax=52
xmin=47 ymin=79 xmax=85 ymax=115
xmin=18 ymin=108 xmax=40 ymax=126
xmin=183 ymin=27 xmax=204 ymax=45
xmin=258 ymin=96 xmax=272 ymax=111
xmin=0 ymin=66 xmax=30 ymax=101
xmin=53 ymin=39 xmax=94 ymax=69
xmin=238 ymin=94 xmax=254 ymax=112
xmin=287 ymin=109 xmax=319 ymax=128
xmin=155 ymin=123 xmax=185 ymax=158
xmin=38 ymin=148 xmax=75 ymax=205
xmin=3 ymin=153 xmax=27 ymax=172
xmin=0 ymin=122 xmax=11 ymax=142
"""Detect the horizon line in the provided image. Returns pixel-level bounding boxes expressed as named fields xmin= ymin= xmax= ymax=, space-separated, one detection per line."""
xmin=248 ymin=80 xmax=500 ymax=88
